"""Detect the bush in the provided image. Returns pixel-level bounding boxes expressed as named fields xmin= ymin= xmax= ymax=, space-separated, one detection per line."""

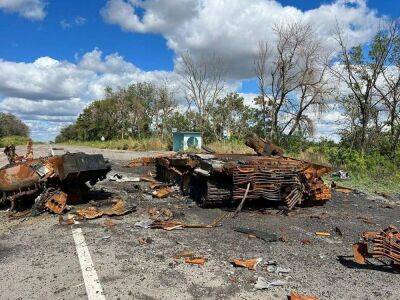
xmin=0 ymin=136 xmax=30 ymax=148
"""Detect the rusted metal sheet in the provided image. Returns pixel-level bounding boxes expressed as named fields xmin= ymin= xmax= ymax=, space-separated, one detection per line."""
xmin=353 ymin=226 xmax=400 ymax=265
xmin=231 ymin=258 xmax=262 ymax=270
xmin=44 ymin=190 xmax=68 ymax=214
xmin=76 ymin=199 xmax=136 ymax=219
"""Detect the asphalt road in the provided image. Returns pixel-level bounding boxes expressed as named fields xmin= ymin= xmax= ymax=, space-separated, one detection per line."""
xmin=0 ymin=145 xmax=399 ymax=299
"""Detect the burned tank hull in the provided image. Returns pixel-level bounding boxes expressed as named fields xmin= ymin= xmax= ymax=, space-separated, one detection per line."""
xmin=156 ymin=153 xmax=331 ymax=209
xmin=0 ymin=152 xmax=111 ymax=211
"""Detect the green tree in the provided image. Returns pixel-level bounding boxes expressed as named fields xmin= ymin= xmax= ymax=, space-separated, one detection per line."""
xmin=209 ymin=93 xmax=252 ymax=140
xmin=0 ymin=113 xmax=29 ymax=137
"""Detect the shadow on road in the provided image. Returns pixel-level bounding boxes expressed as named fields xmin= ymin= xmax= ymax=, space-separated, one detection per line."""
xmin=337 ymin=255 xmax=400 ymax=274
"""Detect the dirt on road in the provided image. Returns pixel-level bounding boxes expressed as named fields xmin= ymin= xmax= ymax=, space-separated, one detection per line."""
xmin=0 ymin=145 xmax=399 ymax=299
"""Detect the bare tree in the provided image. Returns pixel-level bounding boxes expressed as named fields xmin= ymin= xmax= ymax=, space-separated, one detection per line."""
xmin=254 ymin=41 xmax=270 ymax=137
xmin=284 ymin=39 xmax=332 ymax=136
xmin=255 ymin=22 xmax=331 ymax=141
xmin=177 ymin=51 xmax=226 ymax=120
xmin=330 ymin=23 xmax=397 ymax=152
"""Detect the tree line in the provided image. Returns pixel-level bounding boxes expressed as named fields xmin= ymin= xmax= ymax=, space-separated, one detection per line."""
xmin=56 ymin=21 xmax=400 ymax=161
xmin=0 ymin=113 xmax=29 ymax=138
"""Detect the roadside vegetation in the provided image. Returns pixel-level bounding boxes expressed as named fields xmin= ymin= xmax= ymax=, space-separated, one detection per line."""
xmin=0 ymin=135 xmax=30 ymax=148
xmin=0 ymin=113 xmax=30 ymax=148
xmin=53 ymin=21 xmax=400 ymax=195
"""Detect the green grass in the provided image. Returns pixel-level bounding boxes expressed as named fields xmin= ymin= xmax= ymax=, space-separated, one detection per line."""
xmin=0 ymin=136 xmax=30 ymax=148
xmin=296 ymin=148 xmax=400 ymax=195
xmin=60 ymin=137 xmax=168 ymax=151
xmin=328 ymin=176 xmax=400 ymax=195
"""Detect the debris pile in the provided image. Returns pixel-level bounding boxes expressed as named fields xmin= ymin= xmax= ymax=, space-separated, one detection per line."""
xmin=353 ymin=226 xmax=400 ymax=266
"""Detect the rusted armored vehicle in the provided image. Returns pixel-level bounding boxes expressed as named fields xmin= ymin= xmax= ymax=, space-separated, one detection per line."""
xmin=156 ymin=153 xmax=331 ymax=209
xmin=0 ymin=141 xmax=111 ymax=213
xmin=129 ymin=135 xmax=332 ymax=210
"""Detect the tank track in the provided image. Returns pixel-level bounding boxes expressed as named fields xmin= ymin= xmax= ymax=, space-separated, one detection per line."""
xmin=190 ymin=175 xmax=231 ymax=208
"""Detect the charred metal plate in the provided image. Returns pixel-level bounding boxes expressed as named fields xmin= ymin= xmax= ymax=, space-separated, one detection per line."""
xmin=60 ymin=153 xmax=110 ymax=181
xmin=44 ymin=191 xmax=67 ymax=214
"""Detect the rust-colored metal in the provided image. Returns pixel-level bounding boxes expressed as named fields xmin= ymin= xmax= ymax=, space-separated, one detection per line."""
xmin=353 ymin=226 xmax=400 ymax=265
xmin=352 ymin=242 xmax=368 ymax=264
xmin=44 ymin=190 xmax=67 ymax=214
xmin=231 ymin=258 xmax=261 ymax=270
xmin=76 ymin=199 xmax=136 ymax=219
xmin=184 ymin=257 xmax=206 ymax=266
xmin=152 ymin=187 xmax=172 ymax=198
xmin=126 ymin=135 xmax=331 ymax=210
xmin=129 ymin=157 xmax=156 ymax=167
xmin=153 ymin=152 xmax=331 ymax=209
xmin=245 ymin=134 xmax=284 ymax=156
xmin=1 ymin=145 xmax=111 ymax=211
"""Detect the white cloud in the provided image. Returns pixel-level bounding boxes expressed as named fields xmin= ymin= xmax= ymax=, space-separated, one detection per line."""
xmin=75 ymin=16 xmax=86 ymax=25
xmin=0 ymin=0 xmax=46 ymax=20
xmin=60 ymin=16 xmax=87 ymax=29
xmin=101 ymin=0 xmax=383 ymax=79
xmin=60 ymin=20 xmax=71 ymax=29
xmin=0 ymin=49 xmax=175 ymax=141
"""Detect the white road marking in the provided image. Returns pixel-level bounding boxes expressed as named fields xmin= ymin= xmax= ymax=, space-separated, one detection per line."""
xmin=72 ymin=228 xmax=106 ymax=300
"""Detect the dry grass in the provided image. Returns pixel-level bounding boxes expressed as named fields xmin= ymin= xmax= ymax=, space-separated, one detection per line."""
xmin=207 ymin=140 xmax=255 ymax=154
xmin=61 ymin=137 xmax=168 ymax=151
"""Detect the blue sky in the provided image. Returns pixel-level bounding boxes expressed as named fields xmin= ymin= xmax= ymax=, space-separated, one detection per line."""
xmin=0 ymin=0 xmax=398 ymax=141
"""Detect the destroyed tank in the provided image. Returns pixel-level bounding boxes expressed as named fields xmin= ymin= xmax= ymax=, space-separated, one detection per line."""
xmin=0 ymin=141 xmax=111 ymax=213
xmin=154 ymin=135 xmax=331 ymax=209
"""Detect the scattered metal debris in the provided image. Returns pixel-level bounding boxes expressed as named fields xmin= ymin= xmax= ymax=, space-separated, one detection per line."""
xmin=58 ymin=214 xmax=77 ymax=225
xmin=353 ymin=226 xmax=400 ymax=266
xmin=184 ymin=257 xmax=206 ymax=266
xmin=234 ymin=227 xmax=278 ymax=242
xmin=254 ymin=277 xmax=287 ymax=290
xmin=138 ymin=237 xmax=152 ymax=245
xmin=109 ymin=173 xmax=140 ymax=182
xmin=152 ymin=186 xmax=173 ymax=198
xmin=75 ymin=199 xmax=136 ymax=219
xmin=315 ymin=232 xmax=331 ymax=237
xmin=134 ymin=218 xmax=154 ymax=229
xmin=148 ymin=207 xmax=173 ymax=221
xmin=103 ymin=218 xmax=116 ymax=228
xmin=231 ymin=258 xmax=262 ymax=270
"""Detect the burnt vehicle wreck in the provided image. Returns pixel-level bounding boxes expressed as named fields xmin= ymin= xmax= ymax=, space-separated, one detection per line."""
xmin=134 ymin=135 xmax=332 ymax=210
xmin=0 ymin=141 xmax=111 ymax=213
xmin=156 ymin=153 xmax=331 ymax=209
